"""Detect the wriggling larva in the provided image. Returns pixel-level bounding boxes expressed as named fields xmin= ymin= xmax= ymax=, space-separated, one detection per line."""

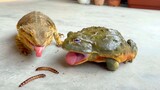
xmin=19 ymin=74 xmax=46 ymax=87
xmin=36 ymin=67 xmax=59 ymax=74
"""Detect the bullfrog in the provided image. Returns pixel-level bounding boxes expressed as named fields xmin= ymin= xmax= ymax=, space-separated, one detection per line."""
xmin=16 ymin=11 xmax=63 ymax=57
xmin=62 ymin=26 xmax=138 ymax=71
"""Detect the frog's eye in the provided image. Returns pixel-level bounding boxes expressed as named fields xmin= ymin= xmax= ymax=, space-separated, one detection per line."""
xmin=74 ymin=38 xmax=81 ymax=43
xmin=28 ymin=33 xmax=32 ymax=37
xmin=67 ymin=31 xmax=74 ymax=37
xmin=28 ymin=32 xmax=33 ymax=37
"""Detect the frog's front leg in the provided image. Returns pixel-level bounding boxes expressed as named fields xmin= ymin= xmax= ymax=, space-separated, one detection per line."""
xmin=53 ymin=31 xmax=63 ymax=47
xmin=105 ymin=58 xmax=119 ymax=71
xmin=16 ymin=35 xmax=32 ymax=55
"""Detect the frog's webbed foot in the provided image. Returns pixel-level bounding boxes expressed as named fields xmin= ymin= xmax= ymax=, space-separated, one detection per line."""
xmin=106 ymin=58 xmax=119 ymax=71
xmin=16 ymin=35 xmax=32 ymax=55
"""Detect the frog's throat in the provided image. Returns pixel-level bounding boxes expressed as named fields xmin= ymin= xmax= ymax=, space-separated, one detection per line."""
xmin=65 ymin=52 xmax=90 ymax=65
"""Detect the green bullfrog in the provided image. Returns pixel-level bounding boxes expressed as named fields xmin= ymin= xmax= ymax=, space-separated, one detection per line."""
xmin=62 ymin=26 xmax=138 ymax=71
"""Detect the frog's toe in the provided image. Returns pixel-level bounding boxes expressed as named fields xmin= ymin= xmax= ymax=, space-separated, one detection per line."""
xmin=56 ymin=41 xmax=63 ymax=47
xmin=21 ymin=48 xmax=32 ymax=55
xmin=106 ymin=59 xmax=119 ymax=71
xmin=59 ymin=33 xmax=64 ymax=38
xmin=123 ymin=61 xmax=127 ymax=64
xmin=18 ymin=45 xmax=32 ymax=55
xmin=129 ymin=60 xmax=133 ymax=63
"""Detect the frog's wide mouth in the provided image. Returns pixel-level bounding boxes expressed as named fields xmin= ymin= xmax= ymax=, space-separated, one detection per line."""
xmin=20 ymin=35 xmax=45 ymax=57
xmin=65 ymin=52 xmax=89 ymax=65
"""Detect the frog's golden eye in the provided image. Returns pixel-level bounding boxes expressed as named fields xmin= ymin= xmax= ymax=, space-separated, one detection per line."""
xmin=27 ymin=32 xmax=32 ymax=37
xmin=74 ymin=38 xmax=81 ymax=43
xmin=28 ymin=33 xmax=32 ymax=37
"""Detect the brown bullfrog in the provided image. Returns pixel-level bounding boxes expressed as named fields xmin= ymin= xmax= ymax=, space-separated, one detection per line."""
xmin=62 ymin=26 xmax=138 ymax=71
xmin=16 ymin=11 xmax=63 ymax=57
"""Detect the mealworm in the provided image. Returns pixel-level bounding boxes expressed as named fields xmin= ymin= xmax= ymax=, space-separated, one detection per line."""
xmin=35 ymin=67 xmax=59 ymax=74
xmin=19 ymin=74 xmax=46 ymax=87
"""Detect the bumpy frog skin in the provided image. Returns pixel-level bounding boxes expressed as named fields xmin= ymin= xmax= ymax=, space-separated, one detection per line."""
xmin=16 ymin=11 xmax=62 ymax=57
xmin=62 ymin=26 xmax=138 ymax=71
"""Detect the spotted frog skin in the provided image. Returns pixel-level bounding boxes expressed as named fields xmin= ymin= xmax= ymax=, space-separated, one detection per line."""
xmin=16 ymin=11 xmax=63 ymax=57
xmin=62 ymin=26 xmax=138 ymax=71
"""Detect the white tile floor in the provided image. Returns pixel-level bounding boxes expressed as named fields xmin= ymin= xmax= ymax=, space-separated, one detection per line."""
xmin=0 ymin=0 xmax=160 ymax=90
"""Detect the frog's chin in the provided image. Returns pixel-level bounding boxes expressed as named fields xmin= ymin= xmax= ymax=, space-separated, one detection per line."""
xmin=65 ymin=52 xmax=89 ymax=65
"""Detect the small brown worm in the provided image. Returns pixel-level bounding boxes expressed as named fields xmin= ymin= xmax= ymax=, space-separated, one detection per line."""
xmin=19 ymin=74 xmax=46 ymax=87
xmin=35 ymin=67 xmax=59 ymax=74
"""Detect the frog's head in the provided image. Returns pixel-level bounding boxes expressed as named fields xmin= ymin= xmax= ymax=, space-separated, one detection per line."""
xmin=62 ymin=31 xmax=94 ymax=65
xmin=18 ymin=24 xmax=54 ymax=57
xmin=127 ymin=39 xmax=138 ymax=58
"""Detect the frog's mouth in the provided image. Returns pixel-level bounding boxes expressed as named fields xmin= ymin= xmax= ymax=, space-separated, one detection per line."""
xmin=21 ymin=35 xmax=45 ymax=57
xmin=34 ymin=46 xmax=45 ymax=57
xmin=65 ymin=52 xmax=89 ymax=65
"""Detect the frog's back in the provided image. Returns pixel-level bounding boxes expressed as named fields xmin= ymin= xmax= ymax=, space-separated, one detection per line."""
xmin=80 ymin=27 xmax=130 ymax=58
xmin=17 ymin=11 xmax=55 ymax=29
